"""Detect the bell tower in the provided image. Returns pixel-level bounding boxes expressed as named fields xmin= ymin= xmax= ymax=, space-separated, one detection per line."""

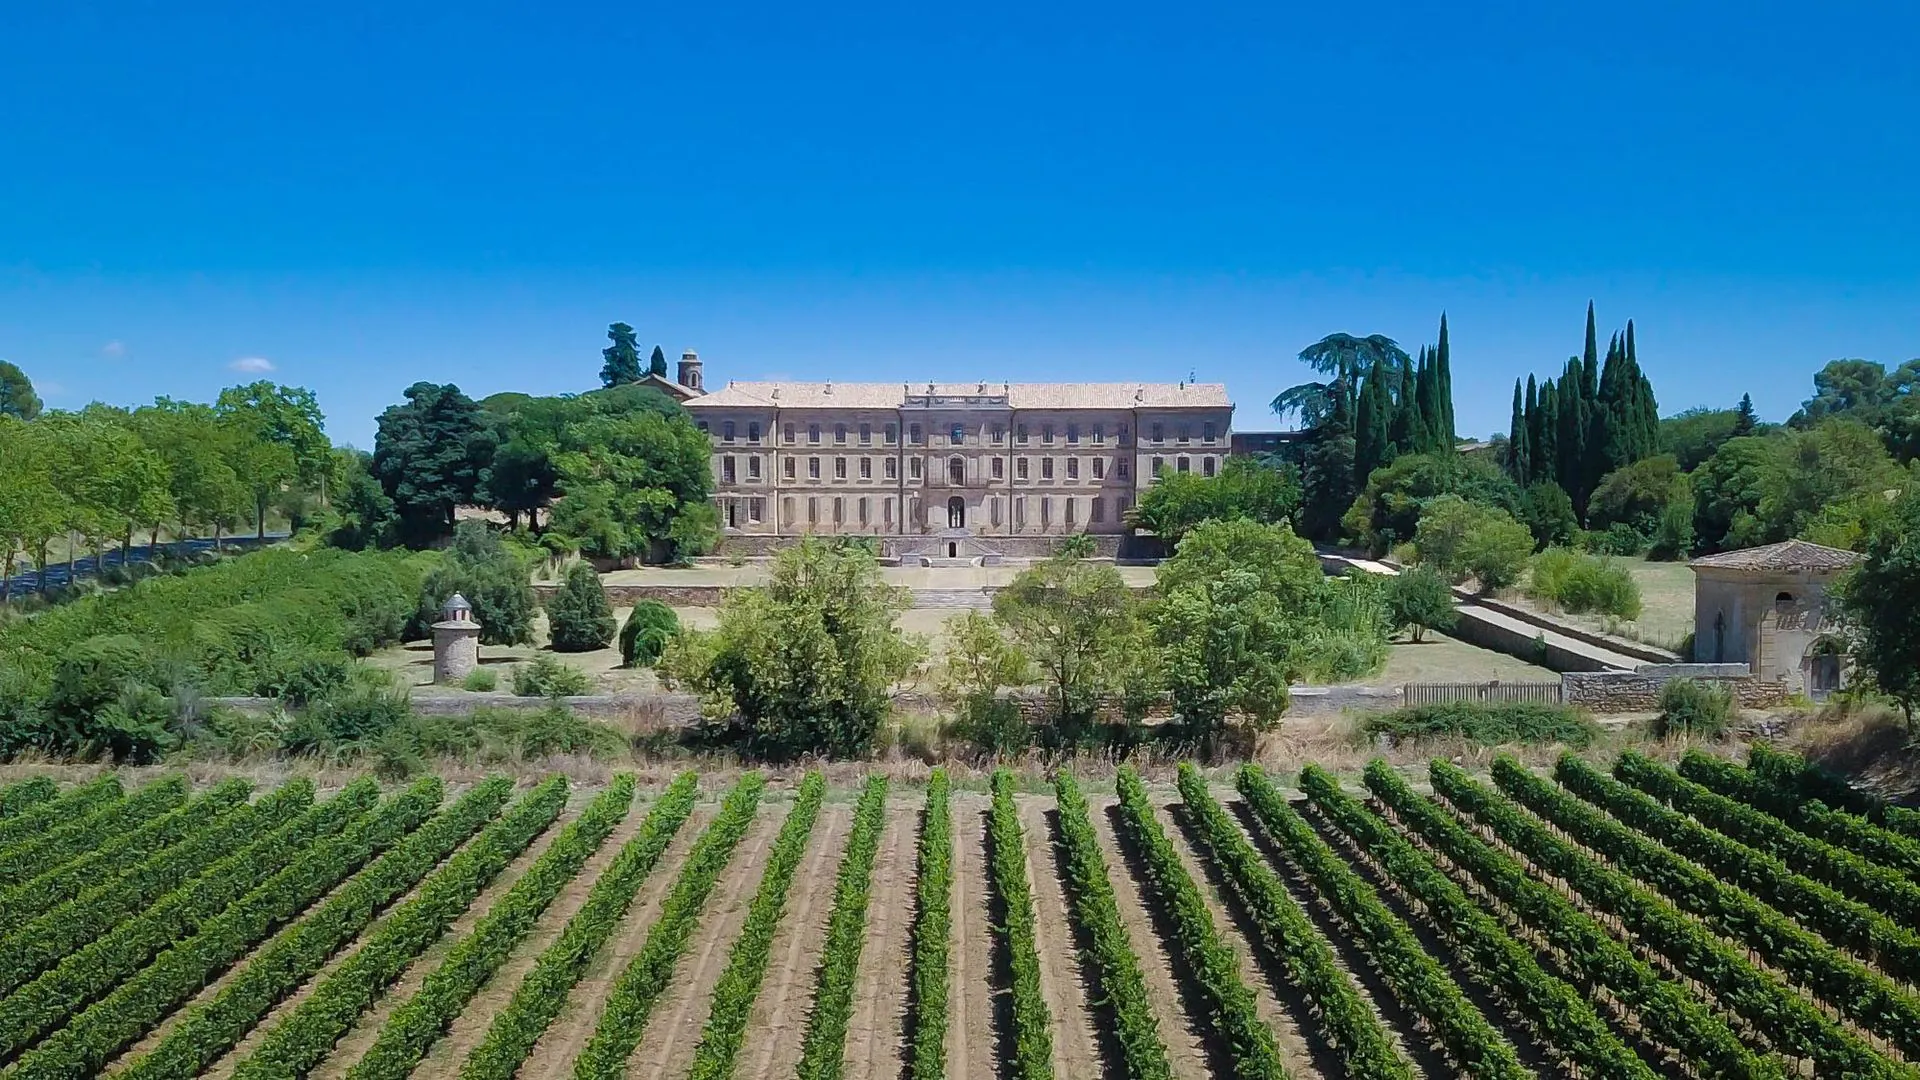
xmin=677 ymin=350 xmax=704 ymax=393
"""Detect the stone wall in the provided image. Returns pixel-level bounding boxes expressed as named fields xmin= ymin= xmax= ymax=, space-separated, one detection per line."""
xmin=1561 ymin=664 xmax=1790 ymax=712
xmin=1442 ymin=606 xmax=1619 ymax=673
xmin=1469 ymin=595 xmax=1680 ymax=665
xmin=533 ymin=583 xmax=732 ymax=607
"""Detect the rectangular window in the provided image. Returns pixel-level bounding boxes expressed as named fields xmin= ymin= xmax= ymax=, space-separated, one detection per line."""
xmin=1118 ymin=424 xmax=1129 ymax=444
xmin=910 ymin=457 xmax=923 ymax=480
xmin=1041 ymin=497 xmax=1052 ymax=528
xmin=950 ymin=423 xmax=965 ymax=445
xmin=1065 ymin=498 xmax=1076 ymax=526
xmin=909 ymin=423 xmax=923 ymax=444
xmin=1179 ymin=423 xmax=1192 ymax=444
xmin=835 ymin=457 xmax=847 ymax=481
xmin=1042 ymin=424 xmax=1055 ymax=444
xmin=1041 ymin=458 xmax=1054 ymax=480
xmin=885 ymin=458 xmax=898 ymax=480
xmin=784 ymin=423 xmax=796 ymax=444
xmin=1118 ymin=495 xmax=1130 ymax=517
xmin=860 ymin=458 xmax=872 ymax=480
xmin=833 ymin=497 xmax=844 ymax=524
xmin=991 ymin=424 xmax=1005 ymax=444
xmin=808 ymin=457 xmax=821 ymax=480
xmin=1015 ymin=497 xmax=1026 ymax=528
xmin=722 ymin=456 xmax=736 ymax=483
xmin=859 ymin=423 xmax=872 ymax=445
xmin=1177 ymin=456 xmax=1191 ymax=474
xmin=991 ymin=457 xmax=1004 ymax=480
xmin=748 ymin=456 xmax=761 ymax=480
xmin=835 ymin=423 xmax=847 ymax=445
xmin=1118 ymin=459 xmax=1130 ymax=480
xmin=784 ymin=458 xmax=796 ymax=480
xmin=859 ymin=497 xmax=869 ymax=525
xmin=748 ymin=422 xmax=762 ymax=443
xmin=991 ymin=498 xmax=1002 ymax=526
xmin=1093 ymin=458 xmax=1105 ymax=480
xmin=783 ymin=496 xmax=795 ymax=523
xmin=1202 ymin=456 xmax=1216 ymax=477
xmin=1016 ymin=458 xmax=1029 ymax=480
xmin=1066 ymin=457 xmax=1079 ymax=480
xmin=723 ymin=421 xmax=736 ymax=442
xmin=1151 ymin=422 xmax=1164 ymax=443
xmin=884 ymin=497 xmax=894 ymax=524
xmin=1091 ymin=496 xmax=1105 ymax=523
xmin=1066 ymin=423 xmax=1079 ymax=444
xmin=1016 ymin=424 xmax=1029 ymax=444
xmin=1202 ymin=421 xmax=1216 ymax=442
xmin=749 ymin=498 xmax=763 ymax=523
xmin=884 ymin=423 xmax=897 ymax=444
xmin=809 ymin=423 xmax=821 ymax=444
xmin=1092 ymin=424 xmax=1104 ymax=445
xmin=697 ymin=421 xmax=709 ymax=434
xmin=1151 ymin=456 xmax=1165 ymax=475
xmin=808 ymin=497 xmax=819 ymax=524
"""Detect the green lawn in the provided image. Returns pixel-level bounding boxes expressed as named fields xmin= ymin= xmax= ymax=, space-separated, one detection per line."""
xmin=1508 ymin=556 xmax=1695 ymax=654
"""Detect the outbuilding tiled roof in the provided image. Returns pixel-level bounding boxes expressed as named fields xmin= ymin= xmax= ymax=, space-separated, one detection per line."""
xmin=1689 ymin=539 xmax=1863 ymax=573
xmin=684 ymin=380 xmax=1231 ymax=410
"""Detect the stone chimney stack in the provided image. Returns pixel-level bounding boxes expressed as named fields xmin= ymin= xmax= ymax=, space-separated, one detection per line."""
xmin=678 ymin=350 xmax=704 ymax=392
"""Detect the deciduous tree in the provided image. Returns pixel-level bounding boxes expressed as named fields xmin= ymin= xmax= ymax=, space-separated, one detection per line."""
xmin=1835 ymin=489 xmax=1920 ymax=727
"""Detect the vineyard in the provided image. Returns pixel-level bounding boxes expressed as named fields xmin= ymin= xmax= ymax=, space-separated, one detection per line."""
xmin=2 ymin=742 xmax=1919 ymax=1080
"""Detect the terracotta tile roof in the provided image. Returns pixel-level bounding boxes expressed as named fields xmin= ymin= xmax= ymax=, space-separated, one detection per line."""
xmin=1689 ymin=539 xmax=1863 ymax=573
xmin=684 ymin=380 xmax=1231 ymax=410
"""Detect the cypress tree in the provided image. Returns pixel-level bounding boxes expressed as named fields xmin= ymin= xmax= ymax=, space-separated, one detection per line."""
xmin=1733 ymin=392 xmax=1757 ymax=436
xmin=1537 ymin=378 xmax=1560 ymax=489
xmin=1508 ymin=379 xmax=1529 ymax=483
xmin=1354 ymin=362 xmax=1391 ymax=484
xmin=1625 ymin=320 xmax=1659 ymax=458
xmin=1582 ymin=302 xmax=1600 ymax=397
xmin=648 ymin=345 xmax=669 ymax=379
xmin=1592 ymin=332 xmax=1624 ymax=476
xmin=1557 ymin=355 xmax=1588 ymax=507
xmin=1415 ymin=346 xmax=1441 ymax=451
xmin=1436 ymin=312 xmax=1456 ymax=444
xmin=1524 ymin=374 xmax=1540 ymax=482
xmin=1388 ymin=352 xmax=1420 ymax=457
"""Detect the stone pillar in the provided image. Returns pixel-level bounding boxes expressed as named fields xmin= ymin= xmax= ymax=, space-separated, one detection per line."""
xmin=432 ymin=593 xmax=482 ymax=685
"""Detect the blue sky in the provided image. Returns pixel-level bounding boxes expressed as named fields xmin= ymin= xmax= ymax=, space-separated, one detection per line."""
xmin=3 ymin=1 xmax=1915 ymax=448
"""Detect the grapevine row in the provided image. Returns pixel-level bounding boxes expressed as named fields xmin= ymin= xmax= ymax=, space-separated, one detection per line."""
xmin=904 ymin=770 xmax=952 ymax=1080
xmin=1175 ymin=765 xmax=1412 ymax=1080
xmin=0 ymin=777 xmax=328 ymax=1019
xmin=0 ymin=775 xmax=118 ymax=849
xmin=1493 ymin=755 xmax=1915 ymax=1078
xmin=1678 ymin=750 xmax=1920 ymax=884
xmin=0 ymin=778 xmax=55 ymax=819
xmin=986 ymin=769 xmax=1052 ymax=1080
xmin=1115 ymin=766 xmax=1284 ymax=1079
xmin=0 ymin=778 xmax=248 ymax=938
xmin=1387 ymin=760 xmax=1778 ymax=1080
xmin=457 ymin=773 xmax=701 ymax=1080
xmin=1615 ymin=750 xmax=1920 ymax=928
xmin=118 ymin=777 xmax=518 ymax=1080
xmin=231 ymin=776 xmax=570 ymax=1080
xmin=570 ymin=772 xmax=766 ymax=1080
xmin=3 ymin=778 xmax=445 ymax=1080
xmin=0 ymin=774 xmax=183 ymax=883
xmin=685 ymin=771 xmax=827 ymax=1080
xmin=793 ymin=775 xmax=891 ymax=1080
xmin=1052 ymin=770 xmax=1171 ymax=1080
xmin=1747 ymin=742 xmax=1920 ymax=839
xmin=1235 ymin=765 xmax=1527 ymax=1080
xmin=1298 ymin=764 xmax=1655 ymax=1080
xmin=343 ymin=776 xmax=639 ymax=1080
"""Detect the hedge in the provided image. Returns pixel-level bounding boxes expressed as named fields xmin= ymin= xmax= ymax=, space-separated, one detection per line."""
xmin=1390 ymin=760 xmax=1778 ymax=1080
xmin=1052 ymin=770 xmax=1170 ymax=1080
xmin=1236 ymin=765 xmax=1525 ymax=1080
xmin=229 ymin=777 xmax=569 ymax=1080
xmin=456 ymin=772 xmax=700 ymax=1080
xmin=1177 ymin=765 xmax=1409 ymax=1080
xmin=0 ymin=774 xmax=181 ymax=882
xmin=0 ymin=777 xmax=56 ymax=819
xmin=341 ymin=777 xmax=638 ymax=1080
xmin=904 ymin=770 xmax=952 ymax=1080
xmin=0 ymin=777 xmax=247 ymax=937
xmin=791 ymin=775 xmax=890 ymax=1080
xmin=1497 ymin=756 xmax=1914 ymax=1078
xmin=986 ymin=770 xmax=1051 ymax=1080
xmin=4 ymin=778 xmax=445 ymax=1080
xmin=685 ymin=772 xmax=827 ymax=1080
xmin=571 ymin=773 xmax=767 ymax=1080
xmin=118 ymin=777 xmax=518 ymax=1080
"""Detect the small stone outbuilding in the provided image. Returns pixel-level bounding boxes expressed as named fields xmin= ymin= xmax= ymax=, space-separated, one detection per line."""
xmin=1690 ymin=539 xmax=1861 ymax=698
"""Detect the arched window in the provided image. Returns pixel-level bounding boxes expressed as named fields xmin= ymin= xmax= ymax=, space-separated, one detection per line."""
xmin=947 ymin=496 xmax=966 ymax=529
xmin=948 ymin=456 xmax=966 ymax=486
xmin=1774 ymin=591 xmax=1796 ymax=612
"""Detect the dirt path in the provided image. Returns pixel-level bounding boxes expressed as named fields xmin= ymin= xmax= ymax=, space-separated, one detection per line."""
xmin=1020 ymin=797 xmax=1104 ymax=1080
xmin=735 ymin=805 xmax=854 ymax=1080
xmin=1086 ymin=797 xmax=1211 ymax=1080
xmin=1151 ymin=798 xmax=1317 ymax=1078
xmin=843 ymin=800 xmax=916 ymax=1080
xmin=405 ymin=799 xmax=655 ymax=1080
xmin=630 ymin=809 xmax=783 ymax=1080
xmin=517 ymin=807 xmax=717 ymax=1080
xmin=946 ymin=796 xmax=997 ymax=1080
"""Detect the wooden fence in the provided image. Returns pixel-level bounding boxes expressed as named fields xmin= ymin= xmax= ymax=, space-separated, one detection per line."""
xmin=1401 ymin=681 xmax=1564 ymax=708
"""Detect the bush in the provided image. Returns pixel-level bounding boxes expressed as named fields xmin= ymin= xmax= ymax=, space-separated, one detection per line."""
xmin=416 ymin=523 xmax=538 ymax=647
xmin=1385 ymin=566 xmax=1457 ymax=643
xmin=1651 ymin=679 xmax=1735 ymax=740
xmin=1581 ymin=523 xmax=1647 ymax=557
xmin=1365 ymin=701 xmax=1599 ymax=748
xmin=617 ymin=601 xmax=679 ymax=668
xmin=547 ymin=564 xmax=616 ymax=653
xmin=511 ymin=656 xmax=593 ymax=698
xmin=1527 ymin=548 xmax=1642 ymax=619
xmin=461 ymin=668 xmax=499 ymax=692
xmin=1520 ymin=482 xmax=1579 ymax=549
xmin=299 ymin=686 xmax=415 ymax=749
xmin=1413 ymin=496 xmax=1535 ymax=594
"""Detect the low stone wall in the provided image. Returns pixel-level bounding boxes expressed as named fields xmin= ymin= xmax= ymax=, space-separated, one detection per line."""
xmin=533 ymin=583 xmax=732 ymax=607
xmin=1562 ymin=664 xmax=1789 ymax=712
xmin=1469 ymin=595 xmax=1680 ymax=665
xmin=710 ymin=532 xmax=1170 ymax=561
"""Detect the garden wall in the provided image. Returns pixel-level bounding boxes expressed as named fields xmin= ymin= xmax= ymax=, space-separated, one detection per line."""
xmin=1561 ymin=663 xmax=1789 ymax=712
xmin=1469 ymin=594 xmax=1680 ymax=665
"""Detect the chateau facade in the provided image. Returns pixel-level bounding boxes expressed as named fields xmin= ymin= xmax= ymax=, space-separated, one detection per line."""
xmin=664 ymin=353 xmax=1234 ymax=543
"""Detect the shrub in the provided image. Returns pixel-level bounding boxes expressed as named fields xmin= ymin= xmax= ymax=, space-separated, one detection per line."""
xmin=1385 ymin=566 xmax=1456 ymax=643
xmin=416 ymin=523 xmax=538 ymax=647
xmin=547 ymin=564 xmax=616 ymax=653
xmin=1526 ymin=548 xmax=1642 ymax=619
xmin=1412 ymin=496 xmax=1534 ymax=593
xmin=511 ymin=656 xmax=592 ymax=698
xmin=297 ymin=686 xmax=414 ymax=749
xmin=1365 ymin=701 xmax=1599 ymax=748
xmin=462 ymin=667 xmax=499 ymax=692
xmin=1651 ymin=679 xmax=1735 ymax=740
xmin=618 ymin=601 xmax=679 ymax=668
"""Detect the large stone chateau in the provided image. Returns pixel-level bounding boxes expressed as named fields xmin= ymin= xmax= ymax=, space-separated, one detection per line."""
xmin=651 ymin=352 xmax=1234 ymax=554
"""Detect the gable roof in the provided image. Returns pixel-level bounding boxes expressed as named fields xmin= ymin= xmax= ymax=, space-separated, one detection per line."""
xmin=637 ymin=373 xmax=701 ymax=401
xmin=1689 ymin=539 xmax=1863 ymax=573
xmin=684 ymin=380 xmax=1231 ymax=410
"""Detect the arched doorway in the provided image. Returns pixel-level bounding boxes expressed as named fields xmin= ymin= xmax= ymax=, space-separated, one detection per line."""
xmin=1808 ymin=637 xmax=1845 ymax=697
xmin=947 ymin=496 xmax=965 ymax=529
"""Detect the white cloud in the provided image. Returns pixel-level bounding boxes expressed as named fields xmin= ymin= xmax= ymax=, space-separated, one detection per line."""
xmin=100 ymin=340 xmax=126 ymax=358
xmin=229 ymin=356 xmax=275 ymax=373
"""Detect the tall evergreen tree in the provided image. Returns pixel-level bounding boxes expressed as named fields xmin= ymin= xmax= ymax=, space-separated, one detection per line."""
xmin=600 ymin=322 xmax=644 ymax=387
xmin=648 ymin=345 xmax=668 ymax=379
xmin=1733 ymin=392 xmax=1758 ymax=436
xmin=1592 ymin=331 xmax=1624 ymax=477
xmin=1508 ymin=379 xmax=1529 ymax=482
xmin=1624 ymin=320 xmax=1659 ymax=458
xmin=1435 ymin=312 xmax=1456 ymax=445
xmin=1523 ymin=375 xmax=1540 ymax=482
xmin=1388 ymin=352 xmax=1422 ymax=456
xmin=1416 ymin=345 xmax=1443 ymax=451
xmin=1354 ymin=361 xmax=1392 ymax=484
xmin=1537 ymin=378 xmax=1561 ymax=489
xmin=1557 ymin=355 xmax=1588 ymax=506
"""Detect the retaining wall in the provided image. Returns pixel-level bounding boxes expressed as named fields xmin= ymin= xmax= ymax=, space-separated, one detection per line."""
xmin=1562 ymin=665 xmax=1789 ymax=712
xmin=1443 ymin=605 xmax=1620 ymax=672
xmin=1468 ymin=594 xmax=1681 ymax=665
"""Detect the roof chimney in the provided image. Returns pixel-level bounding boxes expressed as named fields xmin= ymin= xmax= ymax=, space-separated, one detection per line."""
xmin=677 ymin=350 xmax=704 ymax=392
xmin=823 ymin=379 xmax=832 ymax=395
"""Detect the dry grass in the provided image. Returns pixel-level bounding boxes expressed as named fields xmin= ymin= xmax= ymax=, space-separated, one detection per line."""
xmin=1779 ymin=701 xmax=1920 ymax=803
xmin=1506 ymin=556 xmax=1695 ymax=653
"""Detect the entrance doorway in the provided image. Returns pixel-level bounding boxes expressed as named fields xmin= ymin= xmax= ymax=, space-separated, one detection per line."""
xmin=1809 ymin=638 xmax=1844 ymax=696
xmin=947 ymin=496 xmax=965 ymax=529
xmin=947 ymin=542 xmax=958 ymax=558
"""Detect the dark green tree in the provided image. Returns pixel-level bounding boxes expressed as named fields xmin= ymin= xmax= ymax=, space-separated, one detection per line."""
xmin=371 ymin=382 xmax=498 ymax=546
xmin=1435 ymin=312 xmax=1456 ymax=444
xmin=1660 ymin=407 xmax=1742 ymax=471
xmin=547 ymin=561 xmax=617 ymax=652
xmin=1733 ymin=393 xmax=1758 ymax=436
xmin=1353 ymin=360 xmax=1393 ymax=484
xmin=0 ymin=361 xmax=43 ymax=420
xmin=1557 ymin=355 xmax=1589 ymax=508
xmin=1835 ymin=489 xmax=1920 ymax=727
xmin=648 ymin=345 xmax=668 ymax=379
xmin=1388 ymin=352 xmax=1423 ymax=457
xmin=1272 ymin=333 xmax=1411 ymax=430
xmin=1414 ymin=346 xmax=1441 ymax=452
xmin=1536 ymin=377 xmax=1560 ymax=488
xmin=599 ymin=322 xmax=644 ymax=387
xmin=1507 ymin=379 xmax=1529 ymax=483
xmin=1520 ymin=481 xmax=1579 ymax=548
xmin=417 ymin=521 xmax=538 ymax=645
